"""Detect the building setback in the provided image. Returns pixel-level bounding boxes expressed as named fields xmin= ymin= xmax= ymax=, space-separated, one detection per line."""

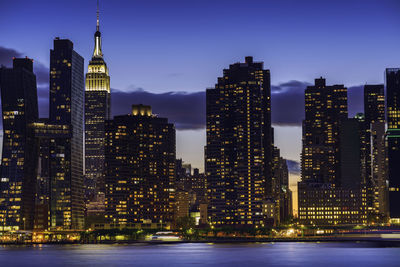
xmin=386 ymin=68 xmax=400 ymax=220
xmin=0 ymin=58 xmax=39 ymax=231
xmin=48 ymin=38 xmax=85 ymax=230
xmin=205 ymin=56 xmax=273 ymax=227
xmin=105 ymin=105 xmax=175 ymax=226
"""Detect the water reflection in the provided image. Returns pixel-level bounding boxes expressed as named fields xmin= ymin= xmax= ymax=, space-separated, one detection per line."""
xmin=0 ymin=242 xmax=399 ymax=267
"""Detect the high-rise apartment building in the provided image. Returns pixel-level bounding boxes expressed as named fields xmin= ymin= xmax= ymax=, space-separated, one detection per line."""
xmin=301 ymin=77 xmax=348 ymax=184
xmin=0 ymin=58 xmax=39 ymax=231
xmin=386 ymin=68 xmax=400 ymax=220
xmin=85 ymin=4 xmax=111 ymax=202
xmin=299 ymin=78 xmax=367 ymax=225
xmin=49 ymin=38 xmax=85 ymax=230
xmin=205 ymin=56 xmax=272 ymax=227
xmin=364 ymin=85 xmax=385 ymax=124
xmin=105 ymin=105 xmax=175 ymax=226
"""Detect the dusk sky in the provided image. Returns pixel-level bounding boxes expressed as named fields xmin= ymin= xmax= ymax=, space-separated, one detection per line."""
xmin=1 ymin=0 xmax=400 ymax=204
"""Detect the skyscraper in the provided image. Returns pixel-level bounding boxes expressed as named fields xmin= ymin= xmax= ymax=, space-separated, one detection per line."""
xmin=386 ymin=68 xmax=400 ymax=220
xmin=105 ymin=105 xmax=175 ymax=226
xmin=85 ymin=2 xmax=111 ymax=202
xmin=0 ymin=58 xmax=39 ymax=231
xmin=364 ymin=85 xmax=387 ymax=219
xmin=299 ymin=78 xmax=367 ymax=225
xmin=301 ymin=77 xmax=348 ymax=184
xmin=33 ymin=119 xmax=51 ymax=231
xmin=364 ymin=85 xmax=385 ymax=124
xmin=205 ymin=56 xmax=272 ymax=227
xmin=49 ymin=38 xmax=85 ymax=230
xmin=271 ymin=146 xmax=292 ymax=225
xmin=339 ymin=117 xmax=363 ymax=190
xmin=370 ymin=121 xmax=387 ymax=218
xmin=32 ymin=120 xmax=71 ymax=230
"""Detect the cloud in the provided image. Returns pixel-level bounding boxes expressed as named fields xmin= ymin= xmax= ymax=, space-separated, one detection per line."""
xmin=271 ymin=81 xmax=365 ymax=126
xmin=111 ymin=89 xmax=206 ymax=130
xmin=111 ymin=80 xmax=311 ymax=130
xmin=286 ymin=159 xmax=301 ymax=175
xmin=0 ymin=46 xmax=49 ymax=118
xmin=271 ymin=80 xmax=309 ymax=126
xmin=34 ymin=62 xmax=49 ymax=86
xmin=37 ymin=85 xmax=49 ymax=118
xmin=1 ymin=45 xmax=366 ymax=130
xmin=0 ymin=47 xmax=23 ymax=66
xmin=111 ymin=80 xmax=365 ymax=131
xmin=0 ymin=46 xmax=48 ymax=86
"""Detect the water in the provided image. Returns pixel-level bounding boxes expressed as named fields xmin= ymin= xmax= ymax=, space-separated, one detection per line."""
xmin=0 ymin=242 xmax=399 ymax=266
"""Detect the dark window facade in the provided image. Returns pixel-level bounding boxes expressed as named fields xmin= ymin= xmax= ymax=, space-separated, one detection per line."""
xmin=0 ymin=58 xmax=39 ymax=231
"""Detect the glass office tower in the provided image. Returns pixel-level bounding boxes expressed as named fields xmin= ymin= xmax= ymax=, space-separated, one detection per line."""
xmin=49 ymin=38 xmax=85 ymax=230
xmin=386 ymin=68 xmax=400 ymax=220
xmin=0 ymin=58 xmax=39 ymax=231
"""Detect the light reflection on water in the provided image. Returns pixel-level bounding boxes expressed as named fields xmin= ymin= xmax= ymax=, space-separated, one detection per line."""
xmin=0 ymin=242 xmax=399 ymax=267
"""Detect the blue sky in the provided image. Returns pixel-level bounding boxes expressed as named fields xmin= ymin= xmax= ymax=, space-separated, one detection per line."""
xmin=1 ymin=0 xmax=399 ymax=177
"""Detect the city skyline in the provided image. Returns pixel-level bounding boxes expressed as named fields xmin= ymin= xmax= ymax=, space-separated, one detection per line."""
xmin=2 ymin=2 xmax=400 ymax=265
xmin=1 ymin=0 xmax=400 ymax=178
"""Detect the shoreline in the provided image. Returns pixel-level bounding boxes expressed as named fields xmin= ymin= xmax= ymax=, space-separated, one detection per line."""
xmin=2 ymin=237 xmax=400 ymax=246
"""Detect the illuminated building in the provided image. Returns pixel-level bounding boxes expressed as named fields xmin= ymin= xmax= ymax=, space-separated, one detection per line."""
xmin=299 ymin=78 xmax=367 ymax=225
xmin=176 ymin=163 xmax=206 ymax=204
xmin=301 ymin=77 xmax=348 ymax=184
xmin=175 ymin=164 xmax=206 ymax=225
xmin=277 ymin=154 xmax=292 ymax=224
xmin=32 ymin=120 xmax=72 ymax=230
xmin=263 ymin=199 xmax=276 ymax=226
xmin=85 ymin=3 xmax=111 ymax=202
xmin=105 ymin=104 xmax=175 ymax=225
xmin=85 ymin=192 xmax=106 ymax=217
xmin=364 ymin=85 xmax=388 ymax=220
xmin=205 ymin=56 xmax=272 ymax=227
xmin=0 ymin=58 xmax=39 ymax=231
xmin=175 ymin=159 xmax=191 ymax=189
xmin=33 ymin=119 xmax=51 ymax=231
xmin=270 ymin=146 xmax=292 ymax=225
xmin=298 ymin=182 xmax=367 ymax=225
xmin=386 ymin=68 xmax=400 ymax=220
xmin=370 ymin=121 xmax=388 ymax=218
xmin=49 ymin=38 xmax=85 ymax=230
xmin=174 ymin=190 xmax=190 ymax=221
xmin=190 ymin=168 xmax=206 ymax=203
xmin=364 ymin=85 xmax=385 ymax=124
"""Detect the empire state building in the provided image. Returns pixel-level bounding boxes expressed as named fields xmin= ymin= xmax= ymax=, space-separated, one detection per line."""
xmin=85 ymin=4 xmax=111 ymax=203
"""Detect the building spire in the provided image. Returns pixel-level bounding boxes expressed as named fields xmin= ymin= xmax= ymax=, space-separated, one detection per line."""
xmin=93 ymin=0 xmax=103 ymax=58
xmin=96 ymin=0 xmax=99 ymax=31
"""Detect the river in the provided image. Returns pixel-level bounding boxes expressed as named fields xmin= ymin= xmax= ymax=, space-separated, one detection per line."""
xmin=0 ymin=242 xmax=399 ymax=266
